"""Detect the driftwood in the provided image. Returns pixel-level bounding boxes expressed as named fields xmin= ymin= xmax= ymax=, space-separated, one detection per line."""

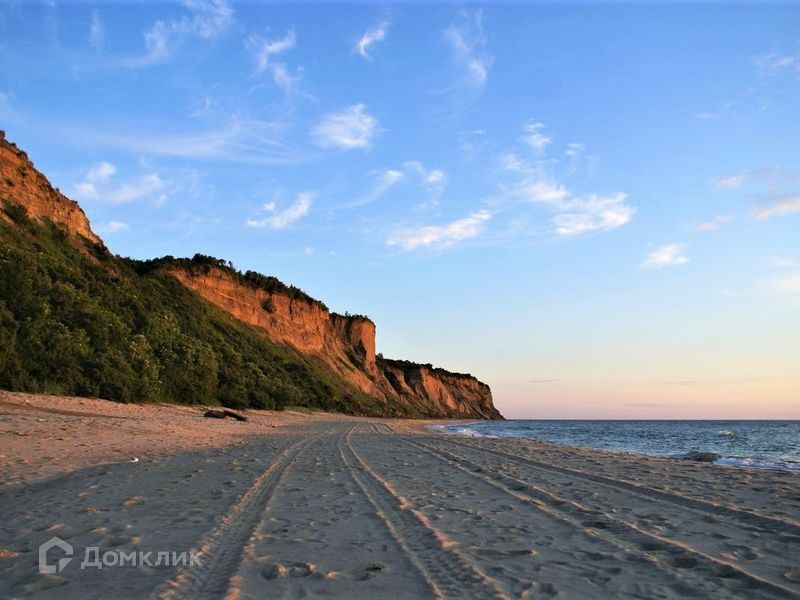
xmin=203 ymin=409 xmax=248 ymax=422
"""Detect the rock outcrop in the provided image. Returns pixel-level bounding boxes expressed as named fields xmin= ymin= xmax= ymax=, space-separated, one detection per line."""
xmin=0 ymin=131 xmax=102 ymax=245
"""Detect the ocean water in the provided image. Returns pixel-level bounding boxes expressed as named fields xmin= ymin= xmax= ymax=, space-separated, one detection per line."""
xmin=434 ymin=420 xmax=800 ymax=472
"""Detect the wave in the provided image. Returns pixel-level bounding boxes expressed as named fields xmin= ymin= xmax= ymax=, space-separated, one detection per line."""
xmin=431 ymin=421 xmax=800 ymax=472
xmin=427 ymin=423 xmax=495 ymax=438
xmin=714 ymin=456 xmax=800 ymax=472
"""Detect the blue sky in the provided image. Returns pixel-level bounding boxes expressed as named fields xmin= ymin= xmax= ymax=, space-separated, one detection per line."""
xmin=1 ymin=1 xmax=799 ymax=418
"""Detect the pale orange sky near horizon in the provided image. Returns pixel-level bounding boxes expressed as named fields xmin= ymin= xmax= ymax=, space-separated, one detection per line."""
xmin=493 ymin=380 xmax=800 ymax=420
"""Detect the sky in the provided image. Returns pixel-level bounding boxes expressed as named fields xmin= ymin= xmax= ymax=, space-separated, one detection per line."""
xmin=1 ymin=1 xmax=799 ymax=419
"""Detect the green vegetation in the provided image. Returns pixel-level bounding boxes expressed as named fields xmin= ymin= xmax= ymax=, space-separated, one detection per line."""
xmin=377 ymin=356 xmax=476 ymax=381
xmin=133 ymin=254 xmax=325 ymax=309
xmin=0 ymin=203 xmax=388 ymax=414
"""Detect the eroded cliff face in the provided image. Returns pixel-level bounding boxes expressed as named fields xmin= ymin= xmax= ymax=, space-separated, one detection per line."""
xmin=0 ymin=131 xmax=102 ymax=245
xmin=0 ymin=131 xmax=501 ymax=419
xmin=170 ymin=268 xmax=502 ymax=419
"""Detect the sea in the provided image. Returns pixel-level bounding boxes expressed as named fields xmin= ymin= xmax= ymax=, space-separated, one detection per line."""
xmin=433 ymin=420 xmax=800 ymax=472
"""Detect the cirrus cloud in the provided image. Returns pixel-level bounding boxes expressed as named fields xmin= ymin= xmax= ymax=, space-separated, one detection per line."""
xmin=641 ymin=243 xmax=689 ymax=269
xmin=387 ymin=209 xmax=491 ymax=251
xmin=355 ymin=22 xmax=388 ymax=59
xmin=311 ymin=104 xmax=378 ymax=150
xmin=246 ymin=192 xmax=313 ymax=229
xmin=443 ymin=10 xmax=492 ymax=89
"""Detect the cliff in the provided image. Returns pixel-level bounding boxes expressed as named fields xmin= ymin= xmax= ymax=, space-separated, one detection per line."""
xmin=0 ymin=131 xmax=502 ymax=419
xmin=0 ymin=132 xmax=102 ymax=245
xmin=168 ymin=265 xmax=502 ymax=419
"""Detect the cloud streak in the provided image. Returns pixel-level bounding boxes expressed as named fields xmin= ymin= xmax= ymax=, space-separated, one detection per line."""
xmin=247 ymin=192 xmax=313 ymax=229
xmin=387 ymin=209 xmax=491 ymax=251
xmin=696 ymin=215 xmax=733 ymax=232
xmin=247 ymin=29 xmax=295 ymax=72
xmin=552 ymin=193 xmax=635 ymax=236
xmin=641 ymin=244 xmax=689 ymax=269
xmin=443 ymin=10 xmax=492 ymax=88
xmin=245 ymin=29 xmax=305 ymax=94
xmin=116 ymin=0 xmax=234 ymax=68
xmin=89 ymin=10 xmax=105 ymax=51
xmin=355 ymin=22 xmax=388 ymax=59
xmin=754 ymin=193 xmax=800 ymax=220
xmin=61 ymin=119 xmax=306 ymax=165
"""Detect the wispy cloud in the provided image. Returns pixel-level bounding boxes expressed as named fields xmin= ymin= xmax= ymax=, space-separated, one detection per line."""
xmin=516 ymin=179 xmax=570 ymax=204
xmin=753 ymin=51 xmax=800 ymax=78
xmin=245 ymin=29 xmax=304 ymax=94
xmin=73 ymin=161 xmax=164 ymax=204
xmin=443 ymin=10 xmax=492 ymax=89
xmin=98 ymin=220 xmax=129 ymax=234
xmin=641 ymin=243 xmax=689 ymax=269
xmin=714 ymin=167 xmax=800 ymax=221
xmin=117 ymin=0 xmax=234 ymax=68
xmin=403 ymin=161 xmax=446 ymax=191
xmin=696 ymin=215 xmax=733 ymax=232
xmin=340 ymin=162 xmax=446 ymax=210
xmin=501 ymin=122 xmax=634 ymax=237
xmin=355 ymin=22 xmax=388 ymax=59
xmin=694 ymin=111 xmax=719 ymax=120
xmin=343 ymin=169 xmax=405 ymax=208
xmin=713 ymin=174 xmax=746 ymax=189
xmin=89 ymin=10 xmax=105 ymax=52
xmin=713 ymin=166 xmax=800 ymax=190
xmin=754 ymin=193 xmax=800 ymax=221
xmin=311 ymin=104 xmax=378 ymax=150
xmin=386 ymin=209 xmax=491 ymax=251
xmin=247 ymin=29 xmax=295 ymax=72
xmin=520 ymin=121 xmax=552 ymax=153
xmin=246 ymin=192 xmax=313 ymax=229
xmin=553 ymin=193 xmax=635 ymax=237
xmin=269 ymin=63 xmax=304 ymax=94
xmin=61 ymin=119 xmax=305 ymax=165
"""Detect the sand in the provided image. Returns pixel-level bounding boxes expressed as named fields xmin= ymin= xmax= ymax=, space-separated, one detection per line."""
xmin=1 ymin=391 xmax=799 ymax=599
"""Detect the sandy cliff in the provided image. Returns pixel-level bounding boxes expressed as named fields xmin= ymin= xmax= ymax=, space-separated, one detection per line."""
xmin=171 ymin=268 xmax=502 ymax=419
xmin=0 ymin=131 xmax=101 ymax=245
xmin=0 ymin=130 xmax=501 ymax=419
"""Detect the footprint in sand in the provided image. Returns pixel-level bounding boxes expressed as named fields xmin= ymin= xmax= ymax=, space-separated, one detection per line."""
xmin=356 ymin=563 xmax=385 ymax=581
xmin=261 ymin=561 xmax=315 ymax=580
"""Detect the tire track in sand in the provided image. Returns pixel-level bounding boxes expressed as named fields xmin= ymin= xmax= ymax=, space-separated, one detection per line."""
xmin=406 ymin=436 xmax=799 ymax=599
xmin=339 ymin=424 xmax=505 ymax=599
xmin=158 ymin=433 xmax=322 ymax=600
xmin=438 ymin=435 xmax=800 ymax=534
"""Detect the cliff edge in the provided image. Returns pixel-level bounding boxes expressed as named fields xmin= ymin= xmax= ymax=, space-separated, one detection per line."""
xmin=0 ymin=131 xmax=502 ymax=419
xmin=167 ymin=264 xmax=502 ymax=419
xmin=0 ymin=132 xmax=102 ymax=245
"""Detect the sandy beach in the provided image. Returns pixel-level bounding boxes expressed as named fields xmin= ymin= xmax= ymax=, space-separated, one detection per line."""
xmin=1 ymin=391 xmax=799 ymax=599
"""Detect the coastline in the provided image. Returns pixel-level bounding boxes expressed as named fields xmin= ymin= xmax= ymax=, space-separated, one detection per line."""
xmin=432 ymin=419 xmax=800 ymax=473
xmin=1 ymin=391 xmax=799 ymax=598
